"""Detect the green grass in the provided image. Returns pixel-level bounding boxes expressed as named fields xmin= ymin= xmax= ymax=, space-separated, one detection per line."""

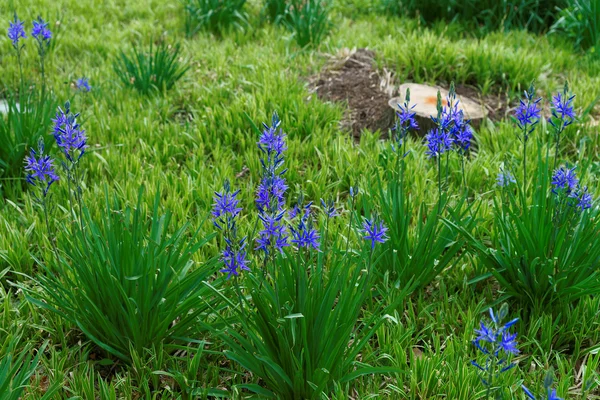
xmin=1 ymin=0 xmax=600 ymax=398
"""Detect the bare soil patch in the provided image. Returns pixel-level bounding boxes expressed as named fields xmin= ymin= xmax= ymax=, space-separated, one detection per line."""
xmin=309 ymin=48 xmax=512 ymax=138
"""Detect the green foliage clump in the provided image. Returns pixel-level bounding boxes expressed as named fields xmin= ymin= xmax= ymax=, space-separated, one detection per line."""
xmin=114 ymin=42 xmax=189 ymax=95
xmin=0 ymin=89 xmax=56 ymax=199
xmin=553 ymin=0 xmax=600 ymax=54
xmin=183 ymin=0 xmax=248 ymax=36
xmin=285 ymin=0 xmax=332 ymax=47
xmin=28 ymin=189 xmax=220 ymax=363
xmin=382 ymin=0 xmax=566 ymax=34
xmin=216 ymin=247 xmax=406 ymax=399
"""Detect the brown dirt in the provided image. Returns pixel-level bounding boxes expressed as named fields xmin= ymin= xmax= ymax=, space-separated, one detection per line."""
xmin=454 ymin=83 xmax=513 ymax=122
xmin=309 ymin=49 xmax=395 ymax=139
xmin=309 ymin=48 xmax=513 ymax=138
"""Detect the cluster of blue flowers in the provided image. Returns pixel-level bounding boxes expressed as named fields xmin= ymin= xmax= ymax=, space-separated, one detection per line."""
xmin=7 ymin=15 xmax=28 ymax=50
xmin=212 ymin=182 xmax=249 ymax=279
xmin=255 ymin=112 xmax=290 ymax=256
xmin=290 ymin=202 xmax=320 ymax=249
xmin=52 ymin=102 xmax=88 ymax=163
xmin=551 ymin=166 xmax=592 ymax=211
xmin=24 ymin=102 xmax=87 ymax=198
xmin=497 ymin=168 xmax=516 ymax=187
xmin=471 ymin=308 xmax=519 ymax=380
xmin=549 ymin=84 xmax=576 ymax=133
xmin=7 ymin=15 xmax=90 ymax=91
xmin=212 ymin=112 xmax=390 ymax=279
xmin=392 ymin=89 xmax=419 ymax=153
xmin=425 ymin=90 xmax=473 ymax=159
xmin=514 ymin=85 xmax=542 ymax=140
xmin=24 ymin=139 xmax=59 ymax=197
xmin=471 ymin=308 xmax=565 ymax=399
xmin=31 ymin=16 xmax=52 ymax=47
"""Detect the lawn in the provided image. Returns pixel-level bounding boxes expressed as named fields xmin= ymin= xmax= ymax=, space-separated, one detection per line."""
xmin=1 ymin=0 xmax=600 ymax=398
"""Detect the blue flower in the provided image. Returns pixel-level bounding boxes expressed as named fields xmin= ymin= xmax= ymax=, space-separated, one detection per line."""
xmin=258 ymin=112 xmax=287 ymax=157
xmin=255 ymin=211 xmax=289 ymax=255
xmin=497 ymin=169 xmax=516 ymax=187
xmin=255 ymin=112 xmax=291 ymax=256
xmin=8 ymin=15 xmax=26 ymax=49
xmin=471 ymin=307 xmax=519 ymax=392
xmin=52 ymin=102 xmax=87 ymax=162
xmin=31 ymin=17 xmax=51 ymax=42
xmin=76 ymin=77 xmax=91 ymax=92
xmin=515 ymin=87 xmax=542 ymax=135
xmin=213 ymin=182 xmax=250 ymax=279
xmin=573 ymin=186 xmax=593 ymax=211
xmin=474 ymin=321 xmax=496 ymax=343
xmin=320 ymin=198 xmax=338 ymax=218
xmin=449 ymin=109 xmax=473 ymax=154
xmin=425 ymin=128 xmax=453 ymax=159
xmin=291 ymin=204 xmax=320 ymax=250
xmin=550 ymin=91 xmax=575 ymax=128
xmin=212 ymin=188 xmax=242 ymax=222
xmin=362 ymin=218 xmax=388 ymax=249
xmin=392 ymin=89 xmax=419 ymax=150
xmin=24 ymin=139 xmax=59 ymax=197
xmin=522 ymin=386 xmax=563 ymax=400
xmin=551 ymin=166 xmax=579 ymax=194
xmin=499 ymin=331 xmax=519 ymax=355
xmin=220 ymin=238 xmax=250 ymax=279
xmin=254 ymin=113 xmax=288 ymax=212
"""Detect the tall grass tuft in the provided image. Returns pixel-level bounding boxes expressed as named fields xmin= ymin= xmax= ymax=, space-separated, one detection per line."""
xmin=0 ymin=88 xmax=56 ymax=199
xmin=372 ymin=180 xmax=470 ymax=293
xmin=264 ymin=0 xmax=289 ymax=23
xmin=382 ymin=0 xmax=565 ymax=34
xmin=183 ymin=0 xmax=248 ymax=36
xmin=285 ymin=0 xmax=332 ymax=48
xmin=213 ymin=244 xmax=407 ymax=399
xmin=450 ymin=156 xmax=600 ymax=312
xmin=28 ymin=188 xmax=220 ymax=362
xmin=553 ymin=0 xmax=600 ymax=54
xmin=0 ymin=335 xmax=58 ymax=399
xmin=114 ymin=41 xmax=189 ymax=96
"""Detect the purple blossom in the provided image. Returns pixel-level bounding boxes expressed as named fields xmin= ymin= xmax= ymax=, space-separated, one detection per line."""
xmin=212 ymin=189 xmax=242 ymax=221
xmin=497 ymin=169 xmax=516 ymax=187
xmin=550 ymin=91 xmax=575 ymax=128
xmin=255 ymin=211 xmax=289 ymax=255
xmin=52 ymin=102 xmax=87 ymax=162
xmin=522 ymin=386 xmax=563 ymax=400
xmin=499 ymin=331 xmax=519 ymax=355
xmin=362 ymin=218 xmax=388 ymax=249
xmin=573 ymin=187 xmax=593 ymax=211
xmin=213 ymin=182 xmax=250 ymax=279
xmin=474 ymin=322 xmax=496 ymax=343
xmin=425 ymin=128 xmax=452 ymax=159
xmin=392 ymin=88 xmax=419 ymax=150
xmin=8 ymin=15 xmax=26 ymax=49
xmin=255 ymin=112 xmax=291 ymax=256
xmin=220 ymin=239 xmax=250 ymax=279
xmin=514 ymin=87 xmax=542 ymax=140
xmin=291 ymin=205 xmax=320 ymax=250
xmin=450 ymin=109 xmax=473 ymax=153
xmin=291 ymin=225 xmax=320 ymax=249
xmin=76 ymin=77 xmax=91 ymax=92
xmin=551 ymin=166 xmax=579 ymax=194
xmin=471 ymin=307 xmax=519 ymax=390
xmin=31 ymin=17 xmax=51 ymax=42
xmin=24 ymin=140 xmax=59 ymax=197
xmin=320 ymin=198 xmax=338 ymax=218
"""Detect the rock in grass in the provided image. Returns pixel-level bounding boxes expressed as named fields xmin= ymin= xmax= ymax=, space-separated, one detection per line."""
xmin=389 ymin=83 xmax=487 ymax=133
